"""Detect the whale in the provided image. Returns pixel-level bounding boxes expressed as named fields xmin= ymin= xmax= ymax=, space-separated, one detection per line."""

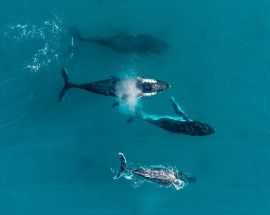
xmin=114 ymin=153 xmax=195 ymax=190
xmin=58 ymin=68 xmax=170 ymax=102
xmin=69 ymin=27 xmax=169 ymax=54
xmin=129 ymin=97 xmax=215 ymax=136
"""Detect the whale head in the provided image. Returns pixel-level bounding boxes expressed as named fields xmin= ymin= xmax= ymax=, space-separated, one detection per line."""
xmin=190 ymin=121 xmax=215 ymax=136
xmin=136 ymin=78 xmax=170 ymax=97
xmin=154 ymin=79 xmax=171 ymax=93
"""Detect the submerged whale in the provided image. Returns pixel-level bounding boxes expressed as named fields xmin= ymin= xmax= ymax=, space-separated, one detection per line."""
xmin=114 ymin=153 xmax=195 ymax=190
xmin=129 ymin=97 xmax=215 ymax=136
xmin=58 ymin=68 xmax=170 ymax=102
xmin=69 ymin=27 xmax=169 ymax=54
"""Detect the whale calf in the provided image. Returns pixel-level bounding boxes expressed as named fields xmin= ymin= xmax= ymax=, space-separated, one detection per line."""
xmin=114 ymin=153 xmax=195 ymax=190
xmin=129 ymin=97 xmax=215 ymax=136
xmin=58 ymin=68 xmax=170 ymax=102
xmin=69 ymin=27 xmax=169 ymax=54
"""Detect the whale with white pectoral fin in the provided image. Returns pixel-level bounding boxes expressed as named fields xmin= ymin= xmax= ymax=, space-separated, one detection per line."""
xmin=113 ymin=153 xmax=195 ymax=190
xmin=58 ymin=68 xmax=170 ymax=103
xmin=128 ymin=97 xmax=215 ymax=136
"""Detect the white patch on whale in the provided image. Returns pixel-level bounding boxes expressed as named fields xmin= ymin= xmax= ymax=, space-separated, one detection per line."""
xmin=138 ymin=77 xmax=157 ymax=84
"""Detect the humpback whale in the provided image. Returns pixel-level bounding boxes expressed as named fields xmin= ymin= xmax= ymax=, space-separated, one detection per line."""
xmin=129 ymin=97 xmax=215 ymax=136
xmin=69 ymin=27 xmax=169 ymax=54
xmin=58 ymin=68 xmax=170 ymax=102
xmin=114 ymin=153 xmax=195 ymax=190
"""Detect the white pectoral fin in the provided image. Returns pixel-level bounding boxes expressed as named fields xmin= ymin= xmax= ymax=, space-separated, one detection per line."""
xmin=170 ymin=97 xmax=190 ymax=121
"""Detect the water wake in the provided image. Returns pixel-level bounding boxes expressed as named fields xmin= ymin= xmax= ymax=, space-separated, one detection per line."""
xmin=3 ymin=15 xmax=65 ymax=73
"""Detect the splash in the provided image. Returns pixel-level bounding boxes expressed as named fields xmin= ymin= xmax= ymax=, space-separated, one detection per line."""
xmin=115 ymin=69 xmax=142 ymax=113
xmin=112 ymin=164 xmax=186 ymax=191
xmin=115 ymin=78 xmax=142 ymax=112
xmin=3 ymin=15 xmax=64 ymax=73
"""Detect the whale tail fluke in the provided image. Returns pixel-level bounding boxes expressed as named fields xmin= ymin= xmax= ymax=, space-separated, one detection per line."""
xmin=114 ymin=152 xmax=128 ymax=179
xmin=59 ymin=68 xmax=75 ymax=103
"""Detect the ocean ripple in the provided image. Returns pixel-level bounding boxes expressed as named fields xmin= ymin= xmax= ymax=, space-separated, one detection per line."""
xmin=3 ymin=15 xmax=65 ymax=73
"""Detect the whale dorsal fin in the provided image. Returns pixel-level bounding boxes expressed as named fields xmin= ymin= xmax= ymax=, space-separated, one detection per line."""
xmin=170 ymin=97 xmax=190 ymax=121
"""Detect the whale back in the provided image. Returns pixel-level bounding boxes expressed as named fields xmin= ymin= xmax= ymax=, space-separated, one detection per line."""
xmin=94 ymin=33 xmax=168 ymax=54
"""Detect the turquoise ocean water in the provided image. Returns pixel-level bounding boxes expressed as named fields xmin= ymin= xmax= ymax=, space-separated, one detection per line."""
xmin=0 ymin=0 xmax=269 ymax=214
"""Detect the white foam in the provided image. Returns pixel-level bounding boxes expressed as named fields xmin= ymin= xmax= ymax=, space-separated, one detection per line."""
xmin=3 ymin=15 xmax=63 ymax=73
xmin=115 ymin=78 xmax=142 ymax=112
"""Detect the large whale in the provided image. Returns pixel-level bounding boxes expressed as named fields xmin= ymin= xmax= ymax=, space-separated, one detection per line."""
xmin=129 ymin=97 xmax=215 ymax=136
xmin=58 ymin=68 xmax=170 ymax=102
xmin=69 ymin=27 xmax=169 ymax=54
xmin=114 ymin=153 xmax=195 ymax=190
